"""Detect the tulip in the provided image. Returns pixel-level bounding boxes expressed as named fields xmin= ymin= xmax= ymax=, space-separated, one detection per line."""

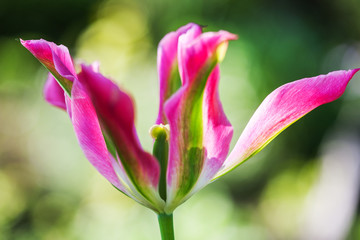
xmin=21 ymin=23 xmax=359 ymax=240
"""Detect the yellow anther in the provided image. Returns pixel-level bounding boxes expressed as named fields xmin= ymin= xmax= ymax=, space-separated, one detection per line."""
xmin=149 ymin=124 xmax=170 ymax=140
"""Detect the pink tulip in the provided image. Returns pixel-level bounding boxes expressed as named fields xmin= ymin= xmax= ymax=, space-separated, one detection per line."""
xmin=21 ymin=23 xmax=359 ymax=238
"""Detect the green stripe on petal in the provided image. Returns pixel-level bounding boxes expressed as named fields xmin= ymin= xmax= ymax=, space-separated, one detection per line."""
xmin=164 ymin=30 xmax=237 ymax=212
xmin=156 ymin=23 xmax=202 ymax=124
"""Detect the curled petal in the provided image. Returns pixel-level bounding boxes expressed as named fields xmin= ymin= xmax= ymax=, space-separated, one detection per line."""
xmin=178 ymin=30 xmax=237 ymax=85
xmin=44 ymin=73 xmax=66 ymax=110
xmin=214 ymin=68 xmax=360 ymax=178
xmin=21 ymin=39 xmax=75 ymax=95
xmin=156 ymin=23 xmax=202 ymax=124
xmin=164 ymin=30 xmax=236 ymax=212
xmin=78 ymin=65 xmax=163 ymax=209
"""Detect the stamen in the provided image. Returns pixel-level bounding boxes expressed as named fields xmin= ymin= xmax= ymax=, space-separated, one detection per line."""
xmin=150 ymin=124 xmax=170 ymax=140
xmin=150 ymin=124 xmax=170 ymax=201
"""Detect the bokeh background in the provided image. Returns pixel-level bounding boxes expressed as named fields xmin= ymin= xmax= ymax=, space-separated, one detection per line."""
xmin=1 ymin=0 xmax=360 ymax=239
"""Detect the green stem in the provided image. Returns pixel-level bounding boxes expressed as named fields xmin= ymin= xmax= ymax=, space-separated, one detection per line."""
xmin=158 ymin=213 xmax=175 ymax=240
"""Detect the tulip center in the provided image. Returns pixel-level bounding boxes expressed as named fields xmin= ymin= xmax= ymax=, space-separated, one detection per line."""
xmin=150 ymin=124 xmax=170 ymax=201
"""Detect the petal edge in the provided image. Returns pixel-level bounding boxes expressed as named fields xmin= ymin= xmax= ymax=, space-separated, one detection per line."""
xmin=214 ymin=68 xmax=360 ymax=179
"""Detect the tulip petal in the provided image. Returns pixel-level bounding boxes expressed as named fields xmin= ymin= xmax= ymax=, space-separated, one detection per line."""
xmin=70 ymin=79 xmax=123 ymax=190
xmin=214 ymin=68 xmax=360 ymax=178
xmin=70 ymin=78 xmax=160 ymax=209
xmin=164 ymin=30 xmax=236 ymax=212
xmin=78 ymin=65 xmax=163 ymax=209
xmin=156 ymin=23 xmax=202 ymax=124
xmin=20 ymin=39 xmax=75 ymax=95
xmin=178 ymin=30 xmax=238 ymax=85
xmin=189 ymin=66 xmax=233 ymax=195
xmin=43 ymin=73 xmax=66 ymax=110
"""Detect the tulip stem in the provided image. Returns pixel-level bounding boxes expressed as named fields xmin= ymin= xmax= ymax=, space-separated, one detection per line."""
xmin=158 ymin=213 xmax=175 ymax=240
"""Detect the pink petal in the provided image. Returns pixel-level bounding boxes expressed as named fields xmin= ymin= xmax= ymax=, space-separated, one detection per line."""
xmin=70 ymin=78 xmax=161 ymax=209
xmin=194 ymin=66 xmax=233 ymax=190
xmin=215 ymin=68 xmax=360 ymax=178
xmin=164 ymin=30 xmax=236 ymax=211
xmin=43 ymin=73 xmax=66 ymax=110
xmin=20 ymin=39 xmax=76 ymax=94
xmin=156 ymin=23 xmax=202 ymax=124
xmin=64 ymin=94 xmax=72 ymax=119
xmin=178 ymin=30 xmax=237 ymax=85
xmin=69 ymin=79 xmax=125 ymax=191
xmin=78 ymin=65 xmax=162 ymax=205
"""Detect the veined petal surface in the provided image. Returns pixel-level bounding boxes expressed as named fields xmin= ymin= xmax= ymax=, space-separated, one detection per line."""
xmin=214 ymin=68 xmax=360 ymax=178
xmin=156 ymin=23 xmax=202 ymax=124
xmin=164 ymin=30 xmax=236 ymax=212
xmin=78 ymin=65 xmax=164 ymax=210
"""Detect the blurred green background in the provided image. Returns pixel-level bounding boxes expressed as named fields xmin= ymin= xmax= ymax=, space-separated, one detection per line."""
xmin=1 ymin=0 xmax=360 ymax=239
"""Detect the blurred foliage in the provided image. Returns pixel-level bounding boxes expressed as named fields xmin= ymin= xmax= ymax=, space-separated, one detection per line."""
xmin=1 ymin=0 xmax=360 ymax=239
